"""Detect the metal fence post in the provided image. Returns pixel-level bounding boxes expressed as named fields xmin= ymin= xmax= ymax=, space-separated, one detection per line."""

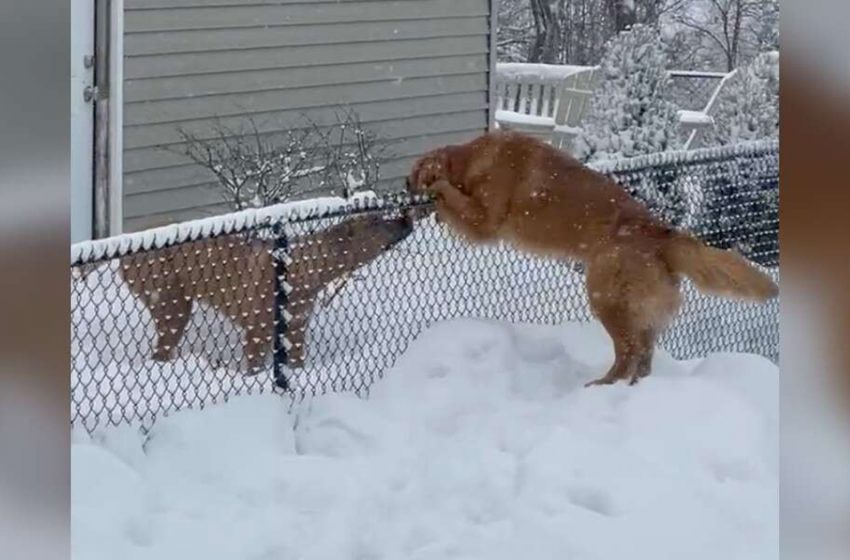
xmin=272 ymin=222 xmax=290 ymax=391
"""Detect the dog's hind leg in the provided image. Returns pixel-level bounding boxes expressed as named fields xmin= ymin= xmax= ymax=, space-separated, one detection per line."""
xmin=625 ymin=259 xmax=681 ymax=385
xmin=584 ymin=328 xmax=639 ymax=387
xmin=583 ymin=249 xmax=677 ymax=387
xmin=629 ymin=328 xmax=657 ymax=385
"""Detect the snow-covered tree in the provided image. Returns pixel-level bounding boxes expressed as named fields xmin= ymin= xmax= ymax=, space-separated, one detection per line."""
xmin=497 ymin=0 xmax=535 ymax=62
xmin=667 ymin=0 xmax=779 ymax=71
xmin=703 ymin=50 xmax=779 ymax=146
xmin=574 ymin=24 xmax=682 ymax=162
xmin=750 ymin=0 xmax=780 ymax=54
xmin=523 ymin=0 xmax=615 ymax=65
xmin=495 ymin=0 xmax=778 ymax=69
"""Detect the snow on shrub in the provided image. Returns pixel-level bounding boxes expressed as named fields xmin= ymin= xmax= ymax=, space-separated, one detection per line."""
xmin=703 ymin=51 xmax=780 ymax=146
xmin=574 ymin=25 xmax=682 ymax=163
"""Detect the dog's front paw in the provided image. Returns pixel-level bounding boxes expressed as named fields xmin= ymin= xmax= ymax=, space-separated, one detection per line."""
xmin=425 ymin=179 xmax=454 ymax=198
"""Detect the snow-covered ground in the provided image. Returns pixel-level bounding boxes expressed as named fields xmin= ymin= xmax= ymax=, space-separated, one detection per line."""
xmin=72 ymin=318 xmax=778 ymax=560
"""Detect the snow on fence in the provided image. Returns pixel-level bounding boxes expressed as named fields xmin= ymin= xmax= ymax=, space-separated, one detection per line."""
xmin=70 ymin=141 xmax=779 ymax=433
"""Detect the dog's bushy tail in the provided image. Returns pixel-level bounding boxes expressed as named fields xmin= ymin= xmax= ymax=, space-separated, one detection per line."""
xmin=663 ymin=233 xmax=778 ymax=301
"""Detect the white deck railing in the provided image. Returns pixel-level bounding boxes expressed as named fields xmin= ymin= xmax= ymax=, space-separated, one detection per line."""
xmin=494 ymin=63 xmax=738 ymax=151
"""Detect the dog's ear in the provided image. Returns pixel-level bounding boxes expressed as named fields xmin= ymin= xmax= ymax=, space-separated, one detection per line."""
xmin=408 ymin=152 xmax=438 ymax=192
xmin=442 ymin=145 xmax=467 ymax=185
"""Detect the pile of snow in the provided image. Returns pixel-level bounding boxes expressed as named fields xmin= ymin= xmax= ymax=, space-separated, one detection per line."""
xmin=72 ymin=318 xmax=778 ymax=560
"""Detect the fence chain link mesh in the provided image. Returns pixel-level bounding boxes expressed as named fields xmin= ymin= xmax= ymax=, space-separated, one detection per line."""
xmin=71 ymin=141 xmax=778 ymax=432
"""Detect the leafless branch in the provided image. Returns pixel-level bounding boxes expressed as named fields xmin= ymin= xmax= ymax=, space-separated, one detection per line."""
xmin=166 ymin=109 xmax=387 ymax=210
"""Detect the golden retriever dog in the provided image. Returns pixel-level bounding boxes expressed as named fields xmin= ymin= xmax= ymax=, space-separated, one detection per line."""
xmin=82 ymin=213 xmax=415 ymax=387
xmin=406 ymin=131 xmax=778 ymax=386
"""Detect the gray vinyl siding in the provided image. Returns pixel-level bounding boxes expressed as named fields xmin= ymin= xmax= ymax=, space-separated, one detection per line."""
xmin=122 ymin=0 xmax=493 ymax=231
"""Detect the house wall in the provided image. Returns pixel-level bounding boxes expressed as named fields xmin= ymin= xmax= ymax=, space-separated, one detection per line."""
xmin=122 ymin=0 xmax=493 ymax=231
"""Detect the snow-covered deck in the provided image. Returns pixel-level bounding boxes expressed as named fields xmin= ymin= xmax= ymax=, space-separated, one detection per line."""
xmin=493 ymin=63 xmax=738 ymax=150
xmin=496 ymin=62 xmax=590 ymax=82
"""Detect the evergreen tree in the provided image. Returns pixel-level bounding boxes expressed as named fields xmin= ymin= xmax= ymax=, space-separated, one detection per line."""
xmin=574 ymin=24 xmax=682 ymax=162
xmin=703 ymin=50 xmax=779 ymax=146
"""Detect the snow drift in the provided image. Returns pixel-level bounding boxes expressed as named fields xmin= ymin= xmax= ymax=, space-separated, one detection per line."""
xmin=72 ymin=318 xmax=777 ymax=560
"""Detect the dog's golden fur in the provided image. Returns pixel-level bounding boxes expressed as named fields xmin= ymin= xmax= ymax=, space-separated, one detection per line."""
xmin=407 ymin=131 xmax=778 ymax=386
xmin=93 ymin=213 xmax=414 ymax=379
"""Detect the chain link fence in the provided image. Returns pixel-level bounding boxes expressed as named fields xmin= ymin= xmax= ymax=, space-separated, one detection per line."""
xmin=71 ymin=141 xmax=778 ymax=433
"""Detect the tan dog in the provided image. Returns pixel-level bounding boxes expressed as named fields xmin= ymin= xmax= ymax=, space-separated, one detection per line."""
xmin=88 ymin=213 xmax=415 ymax=386
xmin=407 ymin=131 xmax=778 ymax=386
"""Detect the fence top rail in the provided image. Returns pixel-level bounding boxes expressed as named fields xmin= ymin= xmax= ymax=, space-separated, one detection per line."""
xmin=589 ymin=139 xmax=778 ymax=175
xmin=667 ymin=70 xmax=731 ymax=79
xmin=71 ymin=140 xmax=778 ymax=267
xmin=70 ymin=190 xmax=429 ymax=266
